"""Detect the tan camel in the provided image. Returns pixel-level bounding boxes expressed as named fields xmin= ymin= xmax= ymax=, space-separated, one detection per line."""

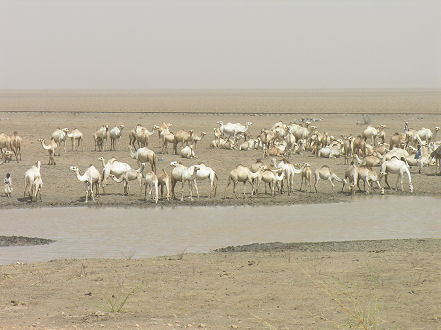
xmin=390 ymin=133 xmax=406 ymax=149
xmin=224 ymin=165 xmax=257 ymax=198
xmin=173 ymin=129 xmax=194 ymax=154
xmin=110 ymin=163 xmax=145 ymax=195
xmin=109 ymin=125 xmax=125 ymax=150
xmin=10 ymin=131 xmax=22 ymax=161
xmin=39 ymin=138 xmax=57 ymax=165
xmin=154 ymin=122 xmax=172 ymax=148
xmin=314 ymin=165 xmax=346 ymax=193
xmin=157 ymin=169 xmax=171 ymax=200
xmin=135 ymin=126 xmax=155 ymax=148
xmin=170 ymin=161 xmax=200 ymax=201
xmin=129 ymin=124 xmax=143 ymax=150
xmin=342 ymin=162 xmax=358 ymax=194
xmin=70 ymin=165 xmax=101 ymax=202
xmin=144 ymin=171 xmax=159 ymax=204
xmin=189 ymin=132 xmax=207 ymax=148
xmin=67 ymin=128 xmax=83 ymax=151
xmin=128 ymin=146 xmax=157 ymax=173
xmin=430 ymin=145 xmax=441 ymax=175
xmin=300 ymin=163 xmax=313 ymax=192
xmin=342 ymin=136 xmax=353 ymax=164
xmin=353 ymin=154 xmax=382 ymax=167
xmin=357 ymin=166 xmax=382 ymax=194
xmin=24 ymin=161 xmax=41 ymax=199
xmin=161 ymin=130 xmax=175 ymax=154
xmin=259 ymin=169 xmax=284 ymax=196
xmin=352 ymin=136 xmax=367 ymax=157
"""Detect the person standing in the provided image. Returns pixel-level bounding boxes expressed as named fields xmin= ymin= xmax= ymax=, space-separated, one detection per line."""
xmin=4 ymin=173 xmax=12 ymax=197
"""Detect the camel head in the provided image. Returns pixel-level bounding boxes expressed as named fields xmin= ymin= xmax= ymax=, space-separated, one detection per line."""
xmin=62 ymin=128 xmax=69 ymax=133
xmin=200 ymin=132 xmax=207 ymax=137
xmin=170 ymin=161 xmax=180 ymax=167
xmin=119 ymin=125 xmax=125 ymax=130
xmin=153 ymin=125 xmax=159 ymax=130
xmin=69 ymin=166 xmax=79 ymax=172
xmin=435 ymin=127 xmax=440 ymax=132
xmin=246 ymin=121 xmax=253 ymax=126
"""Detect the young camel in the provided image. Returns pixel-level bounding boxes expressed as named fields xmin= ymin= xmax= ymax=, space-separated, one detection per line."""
xmin=314 ymin=165 xmax=346 ymax=193
xmin=24 ymin=161 xmax=41 ymax=199
xmin=144 ymin=171 xmax=159 ymax=204
xmin=170 ymin=161 xmax=200 ymax=201
xmin=300 ymin=163 xmax=314 ymax=192
xmin=39 ymin=138 xmax=57 ymax=165
xmin=342 ymin=162 xmax=358 ymax=195
xmin=357 ymin=166 xmax=382 ymax=194
xmin=31 ymin=175 xmax=43 ymax=201
xmin=67 ymin=128 xmax=83 ymax=151
xmin=69 ymin=165 xmax=101 ymax=202
xmin=157 ymin=169 xmax=171 ymax=200
xmin=110 ymin=163 xmax=145 ymax=195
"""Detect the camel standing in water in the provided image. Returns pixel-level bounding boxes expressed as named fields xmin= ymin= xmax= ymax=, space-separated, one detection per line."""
xmin=379 ymin=157 xmax=413 ymax=192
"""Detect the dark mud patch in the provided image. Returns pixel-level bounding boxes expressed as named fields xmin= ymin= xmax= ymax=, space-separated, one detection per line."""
xmin=215 ymin=238 xmax=441 ymax=253
xmin=0 ymin=236 xmax=55 ymax=247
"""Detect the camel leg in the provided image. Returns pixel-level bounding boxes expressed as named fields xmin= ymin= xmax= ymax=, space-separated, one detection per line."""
xmin=329 ymin=177 xmax=335 ymax=193
xmin=193 ymin=180 xmax=200 ymax=198
xmin=384 ymin=174 xmax=391 ymax=189
xmin=181 ymin=181 xmax=185 ymax=201
xmin=395 ymin=173 xmax=402 ymax=191
xmin=243 ymin=182 xmax=247 ymax=199
xmin=224 ymin=177 xmax=231 ymax=198
xmin=300 ymin=177 xmax=304 ymax=191
xmin=188 ymin=181 xmax=194 ymax=201
xmin=314 ymin=177 xmax=319 ymax=193
xmin=154 ymin=183 xmax=158 ymax=204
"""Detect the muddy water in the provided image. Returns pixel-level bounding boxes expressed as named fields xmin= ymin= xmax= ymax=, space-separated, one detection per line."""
xmin=1 ymin=196 xmax=440 ymax=265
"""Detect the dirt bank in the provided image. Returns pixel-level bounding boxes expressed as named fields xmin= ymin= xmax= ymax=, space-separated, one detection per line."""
xmin=0 ymin=236 xmax=54 ymax=247
xmin=0 ymin=238 xmax=440 ymax=329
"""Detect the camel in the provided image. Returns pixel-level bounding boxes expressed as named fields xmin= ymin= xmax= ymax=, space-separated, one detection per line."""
xmin=430 ymin=145 xmax=441 ymax=175
xmin=31 ymin=175 xmax=43 ymax=201
xmin=259 ymin=169 xmax=284 ymax=196
xmin=153 ymin=122 xmax=172 ymax=148
xmin=135 ymin=126 xmax=155 ymax=148
xmin=128 ymin=146 xmax=157 ymax=173
xmin=129 ymin=124 xmax=144 ymax=150
xmin=10 ymin=131 xmax=22 ymax=161
xmin=217 ymin=121 xmax=252 ymax=139
xmin=0 ymin=133 xmax=11 ymax=160
xmin=418 ymin=127 xmax=440 ymax=145
xmin=69 ymin=165 xmax=101 ymax=202
xmin=375 ymin=143 xmax=390 ymax=156
xmin=180 ymin=145 xmax=196 ymax=159
xmin=24 ymin=161 xmax=41 ymax=199
xmin=98 ymin=157 xmax=132 ymax=187
xmin=157 ymin=169 xmax=171 ymax=200
xmin=173 ymin=129 xmax=194 ymax=154
xmin=144 ymin=171 xmax=159 ymax=204
xmin=383 ymin=148 xmax=409 ymax=161
xmin=318 ymin=146 xmax=341 ymax=158
xmin=357 ymin=166 xmax=382 ymax=194
xmin=51 ymin=128 xmax=69 ymax=154
xmin=250 ymin=159 xmax=267 ymax=173
xmin=362 ymin=125 xmax=384 ymax=145
xmin=379 ymin=157 xmax=413 ymax=192
xmin=67 ymin=128 xmax=83 ymax=151
xmin=94 ymin=125 xmax=109 ymax=151
xmin=300 ymin=163 xmax=314 ymax=192
xmin=224 ymin=165 xmax=257 ymax=198
xmin=0 ymin=150 xmax=14 ymax=164
xmin=239 ymin=138 xmax=258 ymax=151
xmin=170 ymin=161 xmax=200 ymax=201
xmin=342 ymin=162 xmax=358 ymax=194
xmin=189 ymin=132 xmax=207 ymax=148
xmin=110 ymin=163 xmax=145 ymax=195
xmin=39 ymin=138 xmax=57 ymax=165
xmin=160 ymin=129 xmax=175 ymax=154
xmin=352 ymin=136 xmax=367 ymax=157
xmin=390 ymin=133 xmax=406 ymax=149
xmin=189 ymin=163 xmax=218 ymax=198
xmin=274 ymin=159 xmax=303 ymax=195
xmin=353 ymin=154 xmax=382 ymax=167
xmin=109 ymin=125 xmax=125 ymax=151
xmin=314 ymin=165 xmax=346 ymax=193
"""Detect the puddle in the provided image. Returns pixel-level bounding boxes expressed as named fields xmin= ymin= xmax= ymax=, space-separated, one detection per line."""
xmin=0 ymin=196 xmax=440 ymax=264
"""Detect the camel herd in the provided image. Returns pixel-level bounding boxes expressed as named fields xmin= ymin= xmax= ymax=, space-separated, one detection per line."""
xmin=1 ymin=119 xmax=441 ymax=204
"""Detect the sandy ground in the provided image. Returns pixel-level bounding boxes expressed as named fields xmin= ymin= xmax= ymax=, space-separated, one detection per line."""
xmin=0 ymin=239 xmax=440 ymax=329
xmin=1 ymin=91 xmax=441 ymax=328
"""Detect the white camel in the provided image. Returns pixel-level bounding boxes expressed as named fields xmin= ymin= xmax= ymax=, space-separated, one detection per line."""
xmin=67 ymin=128 xmax=83 ymax=151
xmin=189 ymin=163 xmax=218 ymax=198
xmin=109 ymin=125 xmax=125 ymax=151
xmin=144 ymin=171 xmax=159 ymax=204
xmin=98 ymin=157 xmax=132 ymax=187
xmin=94 ymin=125 xmax=109 ymax=151
xmin=357 ymin=166 xmax=382 ymax=194
xmin=24 ymin=161 xmax=41 ymax=199
xmin=31 ymin=175 xmax=43 ymax=201
xmin=170 ymin=161 xmax=200 ymax=201
xmin=274 ymin=159 xmax=303 ymax=195
xmin=51 ymin=128 xmax=69 ymax=154
xmin=379 ymin=157 xmax=414 ymax=192
xmin=180 ymin=145 xmax=196 ymax=159
xmin=39 ymin=138 xmax=57 ymax=165
xmin=217 ymin=121 xmax=252 ymax=139
xmin=69 ymin=165 xmax=101 ymax=202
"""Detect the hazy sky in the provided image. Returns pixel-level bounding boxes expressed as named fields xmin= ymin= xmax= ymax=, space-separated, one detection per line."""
xmin=1 ymin=0 xmax=440 ymax=89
